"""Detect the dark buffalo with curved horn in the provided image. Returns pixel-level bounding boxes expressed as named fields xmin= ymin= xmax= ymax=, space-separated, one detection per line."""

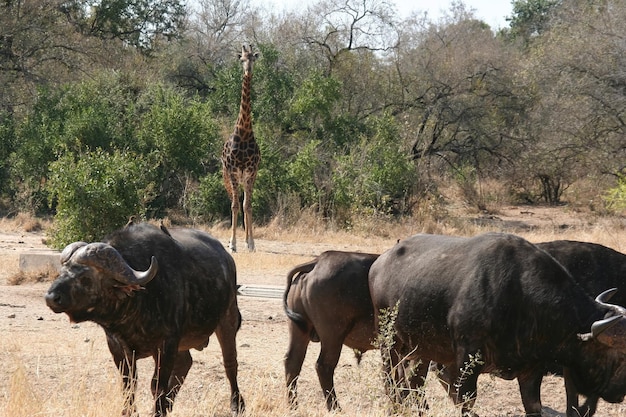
xmin=45 ymin=222 xmax=245 ymax=416
xmin=369 ymin=233 xmax=626 ymax=417
xmin=283 ymin=251 xmax=379 ymax=410
xmin=536 ymin=240 xmax=626 ymax=417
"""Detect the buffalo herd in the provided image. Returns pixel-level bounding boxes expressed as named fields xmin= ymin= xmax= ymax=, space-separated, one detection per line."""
xmin=45 ymin=221 xmax=626 ymax=417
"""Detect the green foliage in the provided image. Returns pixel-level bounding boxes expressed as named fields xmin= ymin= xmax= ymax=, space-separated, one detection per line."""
xmin=605 ymin=175 xmax=626 ymax=213
xmin=287 ymin=72 xmax=342 ymax=135
xmin=251 ymin=135 xmax=291 ymax=222
xmin=138 ymin=86 xmax=220 ymax=174
xmin=253 ymin=44 xmax=296 ymax=127
xmin=507 ymin=0 xmax=560 ymax=42
xmin=206 ymin=61 xmax=243 ymax=116
xmin=186 ymin=172 xmax=231 ymax=222
xmin=286 ymin=140 xmax=326 ymax=208
xmin=10 ymin=74 xmax=143 ymax=212
xmin=9 ymin=72 xmax=220 ymax=220
xmin=56 ymin=75 xmax=138 ymax=152
xmin=10 ymin=88 xmax=66 ymax=213
xmin=47 ymin=149 xmax=154 ymax=248
xmin=332 ymin=115 xmax=416 ymax=220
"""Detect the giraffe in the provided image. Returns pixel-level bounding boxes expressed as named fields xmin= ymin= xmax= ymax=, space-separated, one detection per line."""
xmin=221 ymin=44 xmax=261 ymax=253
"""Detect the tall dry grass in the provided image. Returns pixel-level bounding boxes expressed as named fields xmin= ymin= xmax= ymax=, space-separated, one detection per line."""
xmin=1 ymin=348 xmax=467 ymax=417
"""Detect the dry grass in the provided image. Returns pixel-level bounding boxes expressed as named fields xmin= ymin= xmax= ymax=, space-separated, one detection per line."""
xmin=0 ymin=341 xmax=468 ymax=417
xmin=6 ymin=265 xmax=59 ymax=286
xmin=0 ymin=212 xmax=48 ymax=233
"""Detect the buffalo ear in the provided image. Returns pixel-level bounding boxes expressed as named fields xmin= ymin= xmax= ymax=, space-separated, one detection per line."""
xmin=112 ymin=284 xmax=145 ymax=299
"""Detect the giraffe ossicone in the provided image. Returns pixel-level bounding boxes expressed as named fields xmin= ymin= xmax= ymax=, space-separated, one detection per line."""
xmin=221 ymin=44 xmax=261 ymax=253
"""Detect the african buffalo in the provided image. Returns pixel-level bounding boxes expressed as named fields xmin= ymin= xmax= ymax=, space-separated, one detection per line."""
xmin=369 ymin=232 xmax=626 ymax=417
xmin=45 ymin=222 xmax=245 ymax=416
xmin=283 ymin=251 xmax=379 ymax=410
xmin=538 ymin=240 xmax=626 ymax=417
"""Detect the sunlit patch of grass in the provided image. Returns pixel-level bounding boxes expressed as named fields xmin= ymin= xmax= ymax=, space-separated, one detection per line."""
xmin=7 ymin=265 xmax=59 ymax=285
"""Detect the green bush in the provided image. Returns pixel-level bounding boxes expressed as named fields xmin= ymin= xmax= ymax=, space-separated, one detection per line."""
xmin=10 ymin=74 xmax=142 ymax=214
xmin=250 ymin=136 xmax=291 ymax=222
xmin=137 ymin=86 xmax=222 ymax=215
xmin=331 ymin=114 xmax=416 ymax=220
xmin=605 ymin=174 xmax=626 ymax=213
xmin=137 ymin=86 xmax=221 ymax=175
xmin=286 ymin=140 xmax=325 ymax=208
xmin=46 ymin=149 xmax=154 ymax=248
xmin=186 ymin=172 xmax=231 ymax=222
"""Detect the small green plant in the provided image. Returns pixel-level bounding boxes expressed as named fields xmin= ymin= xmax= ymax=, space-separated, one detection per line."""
xmin=375 ymin=302 xmax=426 ymax=414
xmin=454 ymin=351 xmax=484 ymax=391
xmin=451 ymin=350 xmax=484 ymax=416
xmin=604 ymin=174 xmax=626 ymax=213
xmin=376 ymin=302 xmax=399 ymax=383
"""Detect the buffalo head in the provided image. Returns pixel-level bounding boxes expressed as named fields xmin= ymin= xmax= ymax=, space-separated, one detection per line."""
xmin=579 ymin=288 xmax=626 ymax=349
xmin=45 ymin=241 xmax=158 ymax=322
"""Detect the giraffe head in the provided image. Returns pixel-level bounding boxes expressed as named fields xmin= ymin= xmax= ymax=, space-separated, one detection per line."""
xmin=239 ymin=45 xmax=259 ymax=75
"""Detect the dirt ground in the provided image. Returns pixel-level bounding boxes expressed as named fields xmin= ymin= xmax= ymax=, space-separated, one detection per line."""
xmin=1 ymin=210 xmax=626 ymax=416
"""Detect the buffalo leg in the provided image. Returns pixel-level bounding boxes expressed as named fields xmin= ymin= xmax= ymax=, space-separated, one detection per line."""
xmin=563 ymin=368 xmax=580 ymax=417
xmin=165 ymin=351 xmax=193 ymax=405
xmin=215 ymin=302 xmax=245 ymax=415
xmin=151 ymin=339 xmax=179 ymax=416
xmin=517 ymin=372 xmax=543 ymax=416
xmin=284 ymin=321 xmax=309 ymax=408
xmin=315 ymin=340 xmax=343 ymax=410
xmin=576 ymin=396 xmax=598 ymax=417
xmin=106 ymin=335 xmax=138 ymax=416
xmin=563 ymin=368 xmax=598 ymax=417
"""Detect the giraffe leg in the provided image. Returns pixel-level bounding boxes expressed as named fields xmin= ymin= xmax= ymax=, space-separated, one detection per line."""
xmin=222 ymin=169 xmax=239 ymax=253
xmin=229 ymin=193 xmax=240 ymax=253
xmin=242 ymin=186 xmax=255 ymax=252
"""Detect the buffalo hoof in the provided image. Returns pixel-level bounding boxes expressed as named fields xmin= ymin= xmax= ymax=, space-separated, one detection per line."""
xmin=231 ymin=392 xmax=245 ymax=416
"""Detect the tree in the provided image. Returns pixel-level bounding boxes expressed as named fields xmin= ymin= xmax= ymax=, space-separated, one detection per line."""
xmin=61 ymin=0 xmax=186 ymax=53
xmin=136 ymin=85 xmax=221 ymax=214
xmin=297 ymin=0 xmax=399 ymax=75
xmin=514 ymin=0 xmax=626 ymax=204
xmin=0 ymin=0 xmax=92 ymax=113
xmin=506 ymin=0 xmax=560 ymax=43
xmin=165 ymin=0 xmax=255 ymax=97
xmin=396 ymin=13 xmax=526 ymax=182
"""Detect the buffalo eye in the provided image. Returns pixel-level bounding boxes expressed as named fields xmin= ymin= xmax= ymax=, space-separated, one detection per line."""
xmin=79 ymin=275 xmax=93 ymax=289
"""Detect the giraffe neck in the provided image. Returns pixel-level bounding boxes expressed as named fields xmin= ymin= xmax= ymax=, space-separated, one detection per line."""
xmin=235 ymin=70 xmax=253 ymax=136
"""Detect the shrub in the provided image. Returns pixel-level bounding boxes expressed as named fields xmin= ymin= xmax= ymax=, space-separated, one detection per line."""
xmin=331 ymin=115 xmax=416 ymax=221
xmin=605 ymin=174 xmax=626 ymax=213
xmin=186 ymin=172 xmax=231 ymax=222
xmin=46 ymin=150 xmax=154 ymax=248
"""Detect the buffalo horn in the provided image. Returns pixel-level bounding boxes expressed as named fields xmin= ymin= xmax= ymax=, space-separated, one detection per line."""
xmin=72 ymin=242 xmax=159 ymax=286
xmin=595 ymin=288 xmax=626 ymax=315
xmin=60 ymin=241 xmax=88 ymax=265
xmin=591 ymin=316 xmax=622 ymax=338
xmin=578 ymin=316 xmax=623 ymax=343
